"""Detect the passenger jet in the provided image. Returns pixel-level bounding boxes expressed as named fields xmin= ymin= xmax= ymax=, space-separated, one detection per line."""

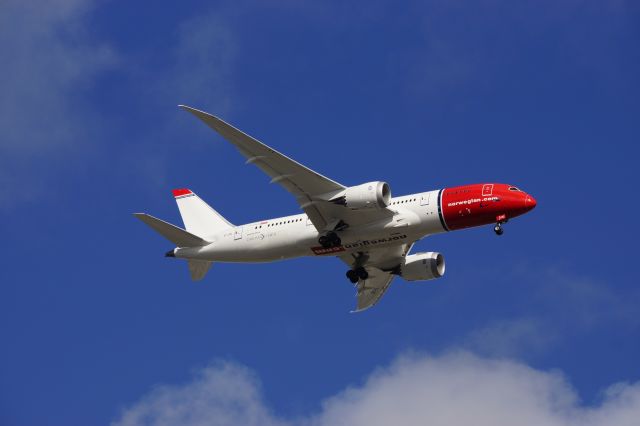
xmin=135 ymin=106 xmax=537 ymax=311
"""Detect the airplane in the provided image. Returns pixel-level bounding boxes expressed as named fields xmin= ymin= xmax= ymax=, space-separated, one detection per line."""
xmin=135 ymin=105 xmax=537 ymax=312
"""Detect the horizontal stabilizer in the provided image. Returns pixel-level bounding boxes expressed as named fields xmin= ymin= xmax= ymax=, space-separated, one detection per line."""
xmin=134 ymin=213 xmax=209 ymax=247
xmin=188 ymin=260 xmax=212 ymax=281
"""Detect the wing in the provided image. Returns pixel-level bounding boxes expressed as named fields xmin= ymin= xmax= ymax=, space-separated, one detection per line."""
xmin=179 ymin=106 xmax=393 ymax=231
xmin=340 ymin=242 xmax=414 ymax=312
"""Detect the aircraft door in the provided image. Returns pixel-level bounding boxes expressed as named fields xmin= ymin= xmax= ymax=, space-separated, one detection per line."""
xmin=234 ymin=226 xmax=243 ymax=240
xmin=420 ymin=193 xmax=431 ymax=206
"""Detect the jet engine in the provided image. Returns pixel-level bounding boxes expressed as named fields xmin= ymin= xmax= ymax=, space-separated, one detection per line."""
xmin=332 ymin=181 xmax=391 ymax=210
xmin=400 ymin=252 xmax=446 ymax=282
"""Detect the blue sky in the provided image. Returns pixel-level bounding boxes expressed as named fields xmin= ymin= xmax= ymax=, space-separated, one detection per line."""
xmin=1 ymin=0 xmax=639 ymax=424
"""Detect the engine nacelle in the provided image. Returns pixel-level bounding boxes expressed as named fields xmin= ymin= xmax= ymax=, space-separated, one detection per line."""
xmin=334 ymin=181 xmax=391 ymax=210
xmin=400 ymin=252 xmax=446 ymax=282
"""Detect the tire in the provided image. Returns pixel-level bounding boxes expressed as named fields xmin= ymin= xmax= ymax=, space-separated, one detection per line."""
xmin=327 ymin=232 xmax=341 ymax=247
xmin=346 ymin=270 xmax=359 ymax=283
xmin=320 ymin=234 xmax=341 ymax=248
xmin=356 ymin=267 xmax=369 ymax=280
xmin=494 ymin=226 xmax=504 ymax=235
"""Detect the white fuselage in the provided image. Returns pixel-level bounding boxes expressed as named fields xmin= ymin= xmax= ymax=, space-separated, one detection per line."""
xmin=175 ymin=189 xmax=447 ymax=263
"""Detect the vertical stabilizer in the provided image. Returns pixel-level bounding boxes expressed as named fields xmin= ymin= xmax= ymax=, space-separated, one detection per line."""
xmin=173 ymin=189 xmax=233 ymax=238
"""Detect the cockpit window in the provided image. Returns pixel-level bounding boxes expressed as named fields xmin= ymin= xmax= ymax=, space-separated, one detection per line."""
xmin=508 ymin=187 xmax=521 ymax=191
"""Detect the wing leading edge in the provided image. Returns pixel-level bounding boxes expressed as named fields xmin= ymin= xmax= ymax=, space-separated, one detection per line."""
xmin=179 ymin=106 xmax=394 ymax=232
xmin=179 ymin=105 xmax=344 ymax=229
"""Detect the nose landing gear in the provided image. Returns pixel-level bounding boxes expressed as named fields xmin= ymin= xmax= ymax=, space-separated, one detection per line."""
xmin=494 ymin=214 xmax=508 ymax=236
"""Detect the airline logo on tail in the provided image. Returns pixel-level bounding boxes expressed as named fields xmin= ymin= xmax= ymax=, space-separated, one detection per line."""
xmin=173 ymin=188 xmax=194 ymax=199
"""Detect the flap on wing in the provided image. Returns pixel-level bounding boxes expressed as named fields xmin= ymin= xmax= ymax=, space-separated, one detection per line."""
xmin=352 ymin=267 xmax=395 ymax=313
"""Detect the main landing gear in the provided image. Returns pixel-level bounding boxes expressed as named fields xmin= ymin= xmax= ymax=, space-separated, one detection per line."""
xmin=318 ymin=231 xmax=341 ymax=248
xmin=346 ymin=267 xmax=368 ymax=283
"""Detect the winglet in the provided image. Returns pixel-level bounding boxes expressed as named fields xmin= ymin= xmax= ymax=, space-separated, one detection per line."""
xmin=178 ymin=105 xmax=237 ymax=138
xmin=178 ymin=104 xmax=218 ymax=122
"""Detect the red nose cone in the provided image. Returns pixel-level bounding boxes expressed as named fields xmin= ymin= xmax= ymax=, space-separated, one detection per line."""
xmin=525 ymin=194 xmax=537 ymax=210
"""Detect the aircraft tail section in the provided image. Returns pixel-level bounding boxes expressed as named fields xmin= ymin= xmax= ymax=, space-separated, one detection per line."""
xmin=173 ymin=188 xmax=233 ymax=238
xmin=134 ymin=213 xmax=214 ymax=281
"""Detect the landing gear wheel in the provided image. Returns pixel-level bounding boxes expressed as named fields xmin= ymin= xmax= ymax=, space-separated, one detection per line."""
xmin=356 ymin=267 xmax=369 ymax=280
xmin=319 ymin=235 xmax=331 ymax=248
xmin=494 ymin=224 xmax=504 ymax=235
xmin=319 ymin=232 xmax=341 ymax=248
xmin=327 ymin=231 xmax=341 ymax=247
xmin=346 ymin=269 xmax=359 ymax=284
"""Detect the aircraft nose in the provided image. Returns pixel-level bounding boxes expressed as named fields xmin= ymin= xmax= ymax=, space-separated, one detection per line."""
xmin=525 ymin=194 xmax=537 ymax=210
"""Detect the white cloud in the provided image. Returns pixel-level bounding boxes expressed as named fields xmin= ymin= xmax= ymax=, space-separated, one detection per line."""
xmin=0 ymin=1 xmax=240 ymax=203
xmin=534 ymin=268 xmax=638 ymax=328
xmin=112 ymin=361 xmax=288 ymax=426
xmin=119 ymin=8 xmax=239 ymax=190
xmin=464 ymin=317 xmax=556 ymax=357
xmin=166 ymin=12 xmax=237 ymax=113
xmin=112 ymin=353 xmax=640 ymax=426
xmin=453 ymin=266 xmax=640 ymax=359
xmin=0 ymin=0 xmax=117 ymax=206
